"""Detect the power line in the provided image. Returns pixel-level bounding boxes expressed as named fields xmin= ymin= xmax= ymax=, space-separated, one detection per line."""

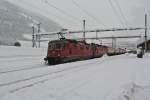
xmin=107 ymin=0 xmax=125 ymax=27
xmin=44 ymin=0 xmax=81 ymax=24
xmin=111 ymin=0 xmax=130 ymax=35
xmin=17 ymin=0 xmax=74 ymax=28
xmin=43 ymin=0 xmax=96 ymax=33
xmin=71 ymin=0 xmax=108 ymax=27
xmin=112 ymin=0 xmax=128 ymax=27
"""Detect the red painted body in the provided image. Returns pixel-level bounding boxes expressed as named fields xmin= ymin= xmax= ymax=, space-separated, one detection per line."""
xmin=44 ymin=39 xmax=108 ymax=64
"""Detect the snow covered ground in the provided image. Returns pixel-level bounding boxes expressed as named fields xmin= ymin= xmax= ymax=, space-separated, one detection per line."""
xmin=0 ymin=46 xmax=150 ymax=100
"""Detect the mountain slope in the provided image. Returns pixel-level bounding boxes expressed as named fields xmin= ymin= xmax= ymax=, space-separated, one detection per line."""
xmin=0 ymin=0 xmax=61 ymax=46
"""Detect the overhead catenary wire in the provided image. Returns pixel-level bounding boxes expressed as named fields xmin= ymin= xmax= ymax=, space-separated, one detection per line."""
xmin=71 ymin=0 xmax=108 ymax=27
xmin=112 ymin=0 xmax=129 ymax=27
xmin=42 ymin=0 xmax=88 ymax=38
xmin=111 ymin=0 xmax=130 ymax=35
xmin=16 ymin=0 xmax=76 ymax=29
xmin=43 ymin=0 xmax=97 ymax=30
xmin=42 ymin=0 xmax=96 ymax=38
xmin=43 ymin=0 xmax=82 ymax=25
xmin=107 ymin=0 xmax=126 ymax=27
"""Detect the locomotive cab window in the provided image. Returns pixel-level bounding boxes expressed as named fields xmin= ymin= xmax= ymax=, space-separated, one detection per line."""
xmin=49 ymin=42 xmax=66 ymax=50
xmin=48 ymin=43 xmax=55 ymax=50
xmin=56 ymin=43 xmax=61 ymax=49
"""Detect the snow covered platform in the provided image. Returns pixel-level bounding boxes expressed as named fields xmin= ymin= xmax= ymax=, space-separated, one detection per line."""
xmin=0 ymin=46 xmax=150 ymax=100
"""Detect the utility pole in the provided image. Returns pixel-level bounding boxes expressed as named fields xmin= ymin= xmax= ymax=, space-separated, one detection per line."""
xmin=112 ymin=37 xmax=116 ymax=51
xmin=37 ymin=23 xmax=41 ymax=33
xmin=83 ymin=20 xmax=86 ymax=41
xmin=99 ymin=40 xmax=102 ymax=45
xmin=37 ymin=23 xmax=41 ymax=48
xmin=145 ymin=14 xmax=147 ymax=52
xmin=96 ymin=30 xmax=98 ymax=40
xmin=32 ymin=25 xmax=35 ymax=48
xmin=114 ymin=38 xmax=116 ymax=51
xmin=112 ymin=36 xmax=114 ymax=48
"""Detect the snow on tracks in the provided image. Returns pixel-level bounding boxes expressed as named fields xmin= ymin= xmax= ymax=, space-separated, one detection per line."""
xmin=0 ymin=57 xmax=111 ymax=97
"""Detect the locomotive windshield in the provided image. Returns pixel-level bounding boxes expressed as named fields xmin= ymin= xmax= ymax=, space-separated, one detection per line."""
xmin=49 ymin=41 xmax=66 ymax=50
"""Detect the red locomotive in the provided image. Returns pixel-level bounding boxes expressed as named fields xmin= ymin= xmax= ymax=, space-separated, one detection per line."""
xmin=44 ymin=38 xmax=108 ymax=65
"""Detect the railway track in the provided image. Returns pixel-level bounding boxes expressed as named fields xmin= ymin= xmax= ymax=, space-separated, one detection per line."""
xmin=0 ymin=59 xmax=101 ymax=87
xmin=0 ymin=64 xmax=48 ymax=74
xmin=0 ymin=54 xmax=44 ymax=74
xmin=0 ymin=56 xmax=106 ymax=75
xmin=0 ymin=55 xmax=122 ymax=98
xmin=0 ymin=55 xmax=43 ymax=64
xmin=0 ymin=55 xmax=43 ymax=59
xmin=0 ymin=57 xmax=109 ymax=98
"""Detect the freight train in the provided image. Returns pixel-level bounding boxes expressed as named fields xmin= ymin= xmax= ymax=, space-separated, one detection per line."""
xmin=44 ymin=38 xmax=126 ymax=65
xmin=107 ymin=47 xmax=126 ymax=56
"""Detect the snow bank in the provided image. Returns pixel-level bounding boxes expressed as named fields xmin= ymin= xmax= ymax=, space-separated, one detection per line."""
xmin=0 ymin=46 xmax=150 ymax=100
xmin=107 ymin=82 xmax=150 ymax=100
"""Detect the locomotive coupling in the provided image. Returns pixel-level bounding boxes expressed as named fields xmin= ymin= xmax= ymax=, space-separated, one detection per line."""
xmin=44 ymin=57 xmax=48 ymax=61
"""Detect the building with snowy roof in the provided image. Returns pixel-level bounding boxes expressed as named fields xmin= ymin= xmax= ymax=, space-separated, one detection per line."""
xmin=137 ymin=37 xmax=150 ymax=51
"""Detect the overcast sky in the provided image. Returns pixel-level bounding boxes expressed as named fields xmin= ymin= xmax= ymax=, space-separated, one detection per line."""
xmin=5 ymin=0 xmax=149 ymax=28
xmin=4 ymin=0 xmax=150 ymax=44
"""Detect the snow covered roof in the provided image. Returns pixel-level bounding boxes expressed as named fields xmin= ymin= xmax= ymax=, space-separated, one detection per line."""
xmin=136 ymin=36 xmax=150 ymax=46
